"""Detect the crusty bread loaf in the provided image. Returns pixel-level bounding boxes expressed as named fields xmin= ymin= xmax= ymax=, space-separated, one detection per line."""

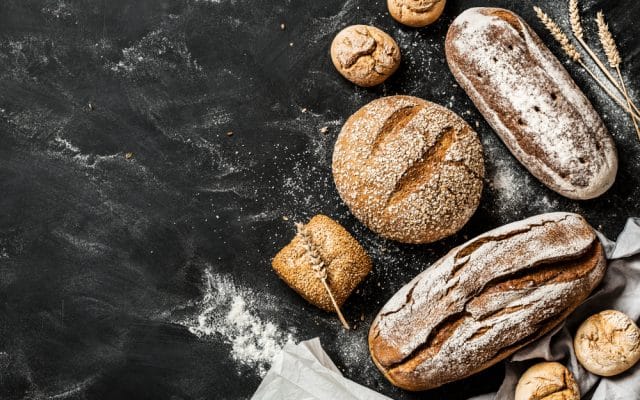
xmin=387 ymin=0 xmax=446 ymax=28
xmin=332 ymin=95 xmax=484 ymax=244
xmin=369 ymin=212 xmax=606 ymax=391
xmin=331 ymin=25 xmax=401 ymax=87
xmin=445 ymin=8 xmax=618 ymax=200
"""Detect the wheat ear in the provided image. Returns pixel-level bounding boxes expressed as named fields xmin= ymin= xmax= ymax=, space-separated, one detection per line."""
xmin=569 ymin=0 xmax=640 ymax=118
xmin=597 ymin=11 xmax=640 ymax=139
xmin=534 ymin=7 xmax=580 ymax=61
xmin=534 ymin=6 xmax=640 ymax=120
xmin=295 ymin=222 xmax=350 ymax=329
xmin=569 ymin=0 xmax=584 ymax=40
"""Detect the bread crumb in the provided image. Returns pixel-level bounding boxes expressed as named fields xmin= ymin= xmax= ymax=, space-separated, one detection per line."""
xmin=125 ymin=152 xmax=134 ymax=160
xmin=226 ymin=131 xmax=234 ymax=137
xmin=280 ymin=23 xmax=286 ymax=30
xmin=320 ymin=126 xmax=329 ymax=134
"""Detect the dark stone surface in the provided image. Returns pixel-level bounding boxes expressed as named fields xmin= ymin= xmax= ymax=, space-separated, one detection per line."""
xmin=0 ymin=0 xmax=638 ymax=399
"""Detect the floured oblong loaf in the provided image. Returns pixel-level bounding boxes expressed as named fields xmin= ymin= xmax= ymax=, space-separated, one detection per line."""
xmin=445 ymin=8 xmax=618 ymax=200
xmin=368 ymin=212 xmax=606 ymax=391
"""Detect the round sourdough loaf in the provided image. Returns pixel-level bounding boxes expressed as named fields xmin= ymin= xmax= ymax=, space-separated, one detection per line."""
xmin=445 ymin=8 xmax=618 ymax=200
xmin=369 ymin=212 xmax=607 ymax=391
xmin=330 ymin=25 xmax=400 ymax=87
xmin=387 ymin=0 xmax=446 ymax=27
xmin=332 ymin=95 xmax=484 ymax=244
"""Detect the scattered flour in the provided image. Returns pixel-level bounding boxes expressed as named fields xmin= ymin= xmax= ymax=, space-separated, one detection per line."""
xmin=181 ymin=269 xmax=296 ymax=376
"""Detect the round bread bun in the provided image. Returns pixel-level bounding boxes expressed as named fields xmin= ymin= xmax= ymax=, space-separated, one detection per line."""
xmin=387 ymin=0 xmax=446 ymax=28
xmin=574 ymin=310 xmax=640 ymax=376
xmin=332 ymin=95 xmax=484 ymax=244
xmin=330 ymin=25 xmax=400 ymax=87
xmin=515 ymin=362 xmax=580 ymax=400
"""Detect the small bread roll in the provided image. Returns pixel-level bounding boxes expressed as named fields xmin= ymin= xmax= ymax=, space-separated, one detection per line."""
xmin=387 ymin=0 xmax=446 ymax=27
xmin=515 ymin=362 xmax=580 ymax=400
xmin=574 ymin=310 xmax=640 ymax=376
xmin=271 ymin=215 xmax=372 ymax=312
xmin=330 ymin=25 xmax=400 ymax=87
xmin=332 ymin=95 xmax=484 ymax=244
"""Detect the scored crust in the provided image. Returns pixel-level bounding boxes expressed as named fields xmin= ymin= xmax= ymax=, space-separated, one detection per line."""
xmin=368 ymin=212 xmax=607 ymax=391
xmin=445 ymin=8 xmax=617 ymax=200
xmin=332 ymin=95 xmax=484 ymax=244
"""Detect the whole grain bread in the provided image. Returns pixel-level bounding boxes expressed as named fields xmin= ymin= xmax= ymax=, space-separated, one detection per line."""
xmin=445 ymin=8 xmax=618 ymax=200
xmin=368 ymin=212 xmax=607 ymax=391
xmin=272 ymin=215 xmax=372 ymax=313
xmin=332 ymin=95 xmax=484 ymax=244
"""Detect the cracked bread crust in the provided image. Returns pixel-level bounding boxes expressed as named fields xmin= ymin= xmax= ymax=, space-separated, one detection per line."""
xmin=574 ymin=310 xmax=640 ymax=376
xmin=368 ymin=212 xmax=607 ymax=391
xmin=445 ymin=8 xmax=617 ymax=200
xmin=387 ymin=0 xmax=446 ymax=28
xmin=332 ymin=95 xmax=484 ymax=244
xmin=515 ymin=362 xmax=580 ymax=400
xmin=330 ymin=25 xmax=400 ymax=87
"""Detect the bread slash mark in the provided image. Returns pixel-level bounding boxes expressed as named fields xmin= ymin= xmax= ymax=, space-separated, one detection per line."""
xmin=369 ymin=105 xmax=423 ymax=157
xmin=386 ymin=126 xmax=455 ymax=206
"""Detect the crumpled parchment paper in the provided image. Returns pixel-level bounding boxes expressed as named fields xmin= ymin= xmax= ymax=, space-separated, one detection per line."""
xmin=251 ymin=337 xmax=392 ymax=400
xmin=253 ymin=218 xmax=640 ymax=400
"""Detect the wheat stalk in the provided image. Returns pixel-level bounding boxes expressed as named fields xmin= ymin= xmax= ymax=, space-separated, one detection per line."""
xmin=534 ymin=7 xmax=581 ymax=62
xmin=597 ymin=11 xmax=621 ymax=67
xmin=568 ymin=1 xmax=640 ymax=119
xmin=534 ymin=6 xmax=640 ymax=121
xmin=295 ymin=222 xmax=350 ymax=329
xmin=597 ymin=11 xmax=640 ymax=139
xmin=569 ymin=0 xmax=584 ymax=40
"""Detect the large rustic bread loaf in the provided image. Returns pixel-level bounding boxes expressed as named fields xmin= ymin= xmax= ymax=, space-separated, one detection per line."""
xmin=445 ymin=8 xmax=617 ymax=200
xmin=332 ymin=95 xmax=484 ymax=244
xmin=368 ymin=212 xmax=606 ymax=391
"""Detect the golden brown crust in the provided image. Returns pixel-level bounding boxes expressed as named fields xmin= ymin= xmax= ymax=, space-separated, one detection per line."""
xmin=515 ymin=362 xmax=580 ymax=400
xmin=330 ymin=25 xmax=400 ymax=87
xmin=271 ymin=215 xmax=372 ymax=312
xmin=445 ymin=8 xmax=617 ymax=200
xmin=368 ymin=212 xmax=607 ymax=391
xmin=574 ymin=310 xmax=640 ymax=376
xmin=332 ymin=95 xmax=484 ymax=244
xmin=387 ymin=0 xmax=446 ymax=27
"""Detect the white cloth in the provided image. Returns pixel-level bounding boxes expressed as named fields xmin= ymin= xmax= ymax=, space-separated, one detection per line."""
xmin=253 ymin=218 xmax=640 ymax=400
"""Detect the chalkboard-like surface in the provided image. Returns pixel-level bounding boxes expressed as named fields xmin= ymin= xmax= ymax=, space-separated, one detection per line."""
xmin=1 ymin=1 xmax=638 ymax=399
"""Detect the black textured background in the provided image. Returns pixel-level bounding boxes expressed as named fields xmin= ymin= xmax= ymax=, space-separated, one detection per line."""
xmin=1 ymin=0 xmax=639 ymax=399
